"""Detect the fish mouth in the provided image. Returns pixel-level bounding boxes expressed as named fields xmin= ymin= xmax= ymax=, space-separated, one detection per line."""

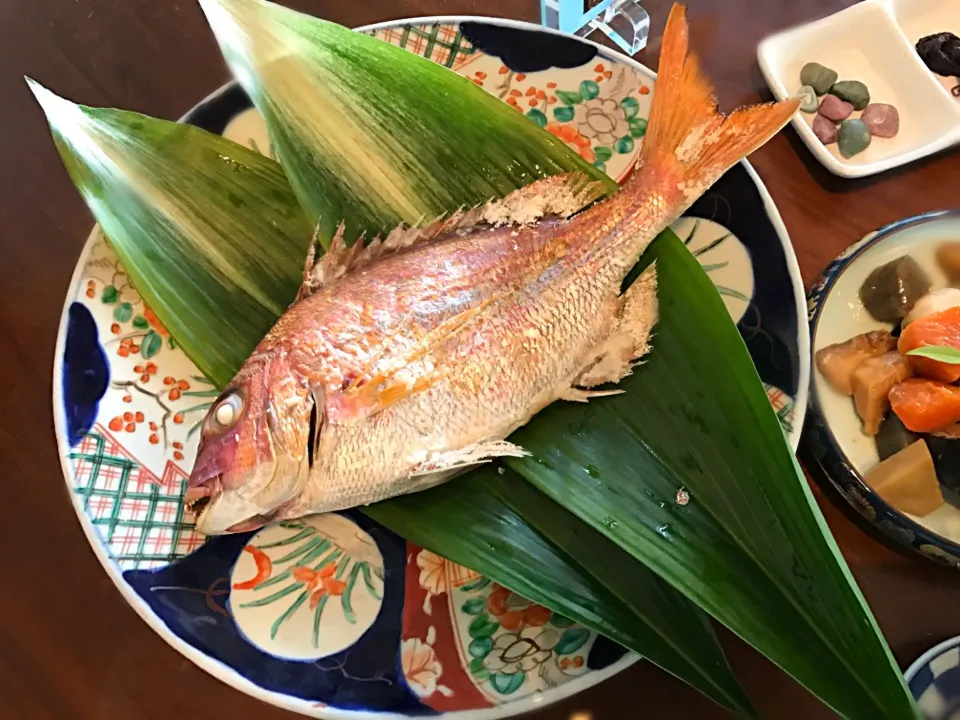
xmin=226 ymin=513 xmax=275 ymax=533
xmin=184 ymin=475 xmax=220 ymax=517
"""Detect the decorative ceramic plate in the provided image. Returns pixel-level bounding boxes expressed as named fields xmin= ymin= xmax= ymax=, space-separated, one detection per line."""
xmin=906 ymin=634 xmax=960 ymax=719
xmin=53 ymin=16 xmax=809 ymax=719
xmin=807 ymin=211 xmax=960 ymax=569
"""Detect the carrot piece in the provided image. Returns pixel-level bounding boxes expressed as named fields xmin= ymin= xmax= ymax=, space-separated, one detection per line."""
xmin=889 ymin=378 xmax=960 ymax=433
xmin=898 ymin=306 xmax=960 ymax=382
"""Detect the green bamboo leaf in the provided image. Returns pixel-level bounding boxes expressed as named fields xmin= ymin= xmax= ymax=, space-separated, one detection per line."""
xmin=906 ymin=345 xmax=960 ymax=363
xmin=367 ymin=465 xmax=753 ymax=715
xmin=197 ymin=0 xmax=615 ymax=245
xmin=33 ymin=7 xmax=913 ymax=711
xmin=28 ymin=81 xmax=311 ymax=388
xmin=507 ymin=231 xmax=917 ymax=719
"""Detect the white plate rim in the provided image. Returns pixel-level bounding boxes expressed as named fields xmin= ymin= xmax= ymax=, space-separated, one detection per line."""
xmin=50 ymin=13 xmax=809 ymax=719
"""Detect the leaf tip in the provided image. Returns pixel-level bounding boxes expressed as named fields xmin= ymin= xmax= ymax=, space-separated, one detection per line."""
xmin=25 ymin=78 xmax=81 ymax=129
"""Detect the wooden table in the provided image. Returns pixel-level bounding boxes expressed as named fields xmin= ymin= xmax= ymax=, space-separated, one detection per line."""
xmin=2 ymin=0 xmax=958 ymax=717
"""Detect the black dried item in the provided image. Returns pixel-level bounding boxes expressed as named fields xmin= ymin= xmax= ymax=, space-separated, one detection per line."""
xmin=916 ymin=32 xmax=960 ymax=77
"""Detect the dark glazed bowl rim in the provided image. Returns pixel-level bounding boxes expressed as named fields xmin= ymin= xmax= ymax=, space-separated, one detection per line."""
xmin=806 ymin=209 xmax=960 ymax=567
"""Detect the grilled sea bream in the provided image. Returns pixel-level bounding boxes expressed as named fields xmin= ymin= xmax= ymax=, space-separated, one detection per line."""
xmin=186 ymin=4 xmax=800 ymax=534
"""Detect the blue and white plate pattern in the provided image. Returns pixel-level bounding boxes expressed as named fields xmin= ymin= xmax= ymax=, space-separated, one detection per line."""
xmin=907 ymin=635 xmax=960 ymax=720
xmin=53 ymin=15 xmax=809 ymax=719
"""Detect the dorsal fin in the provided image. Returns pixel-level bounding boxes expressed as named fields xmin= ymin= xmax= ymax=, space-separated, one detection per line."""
xmin=295 ymin=172 xmax=607 ymax=302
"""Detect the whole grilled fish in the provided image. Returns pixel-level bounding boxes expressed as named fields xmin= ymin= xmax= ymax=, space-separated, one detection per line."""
xmin=186 ymin=4 xmax=799 ymax=534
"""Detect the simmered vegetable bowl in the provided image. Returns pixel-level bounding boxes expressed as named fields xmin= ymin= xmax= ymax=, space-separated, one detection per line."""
xmin=812 ymin=213 xmax=960 ymax=542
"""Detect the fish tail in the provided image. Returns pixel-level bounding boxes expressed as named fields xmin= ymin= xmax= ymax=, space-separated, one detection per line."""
xmin=631 ymin=3 xmax=799 ymax=204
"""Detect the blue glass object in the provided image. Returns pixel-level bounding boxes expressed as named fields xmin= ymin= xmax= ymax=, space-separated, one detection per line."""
xmin=541 ymin=0 xmax=650 ymax=55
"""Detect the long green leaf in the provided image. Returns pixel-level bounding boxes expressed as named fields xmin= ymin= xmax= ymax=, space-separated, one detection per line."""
xmin=34 ymin=1 xmax=916 ymax=711
xmin=197 ymin=0 xmax=617 ymax=244
xmin=33 ymin=88 xmax=748 ymax=715
xmin=367 ymin=465 xmax=753 ymax=715
xmin=508 ymin=231 xmax=916 ymax=719
xmin=29 ymin=81 xmax=310 ymax=388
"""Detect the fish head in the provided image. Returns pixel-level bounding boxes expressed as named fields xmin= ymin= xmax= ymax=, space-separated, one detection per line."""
xmin=186 ymin=353 xmax=316 ymax=535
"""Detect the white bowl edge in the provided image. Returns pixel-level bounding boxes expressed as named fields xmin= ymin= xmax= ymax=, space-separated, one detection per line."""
xmin=757 ymin=0 xmax=960 ymax=178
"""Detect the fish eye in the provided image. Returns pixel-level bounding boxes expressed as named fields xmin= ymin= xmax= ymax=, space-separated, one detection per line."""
xmin=213 ymin=392 xmax=243 ymax=429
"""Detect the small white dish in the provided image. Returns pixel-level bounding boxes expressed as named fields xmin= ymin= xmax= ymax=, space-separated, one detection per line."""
xmin=758 ymin=0 xmax=960 ymax=178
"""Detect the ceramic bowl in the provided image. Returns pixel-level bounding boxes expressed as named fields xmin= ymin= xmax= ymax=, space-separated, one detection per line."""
xmin=757 ymin=0 xmax=960 ymax=178
xmin=52 ymin=15 xmax=809 ymax=719
xmin=906 ymin=635 xmax=960 ymax=719
xmin=807 ymin=210 xmax=960 ymax=569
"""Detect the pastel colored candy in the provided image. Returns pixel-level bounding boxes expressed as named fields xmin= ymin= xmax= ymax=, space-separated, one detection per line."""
xmin=800 ymin=62 xmax=839 ymax=95
xmin=838 ymin=119 xmax=872 ymax=158
xmin=861 ymin=103 xmax=900 ymax=138
xmin=813 ymin=114 xmax=839 ymax=144
xmin=818 ymin=93 xmax=854 ymax=122
xmin=830 ymin=80 xmax=871 ymax=110
xmin=798 ymin=85 xmax=819 ymax=113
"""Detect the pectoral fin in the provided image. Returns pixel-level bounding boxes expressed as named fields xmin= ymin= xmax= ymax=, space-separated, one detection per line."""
xmin=576 ymin=265 xmax=658 ymax=388
xmin=409 ymin=440 xmax=528 ymax=476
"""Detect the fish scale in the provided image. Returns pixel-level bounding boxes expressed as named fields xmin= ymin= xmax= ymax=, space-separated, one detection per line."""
xmin=186 ymin=5 xmax=801 ymax=534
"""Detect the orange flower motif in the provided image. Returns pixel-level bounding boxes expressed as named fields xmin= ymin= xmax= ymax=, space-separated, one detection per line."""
xmin=417 ymin=550 xmax=480 ymax=595
xmin=400 ymin=637 xmax=444 ymax=698
xmin=544 ymin=122 xmax=595 ymax=163
xmin=293 ymin=563 xmax=347 ymax=608
xmin=142 ymin=305 xmax=169 ymax=337
xmin=486 ymin=584 xmax=551 ymax=631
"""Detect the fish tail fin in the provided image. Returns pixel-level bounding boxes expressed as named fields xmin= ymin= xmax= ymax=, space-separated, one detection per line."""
xmin=635 ymin=3 xmax=799 ymax=191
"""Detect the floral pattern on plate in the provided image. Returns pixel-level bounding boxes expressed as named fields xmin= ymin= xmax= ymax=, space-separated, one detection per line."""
xmin=55 ymin=18 xmax=808 ymax=719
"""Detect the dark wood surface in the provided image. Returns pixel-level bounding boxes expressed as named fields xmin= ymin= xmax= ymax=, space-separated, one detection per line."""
xmin=2 ymin=0 xmax=959 ymax=717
